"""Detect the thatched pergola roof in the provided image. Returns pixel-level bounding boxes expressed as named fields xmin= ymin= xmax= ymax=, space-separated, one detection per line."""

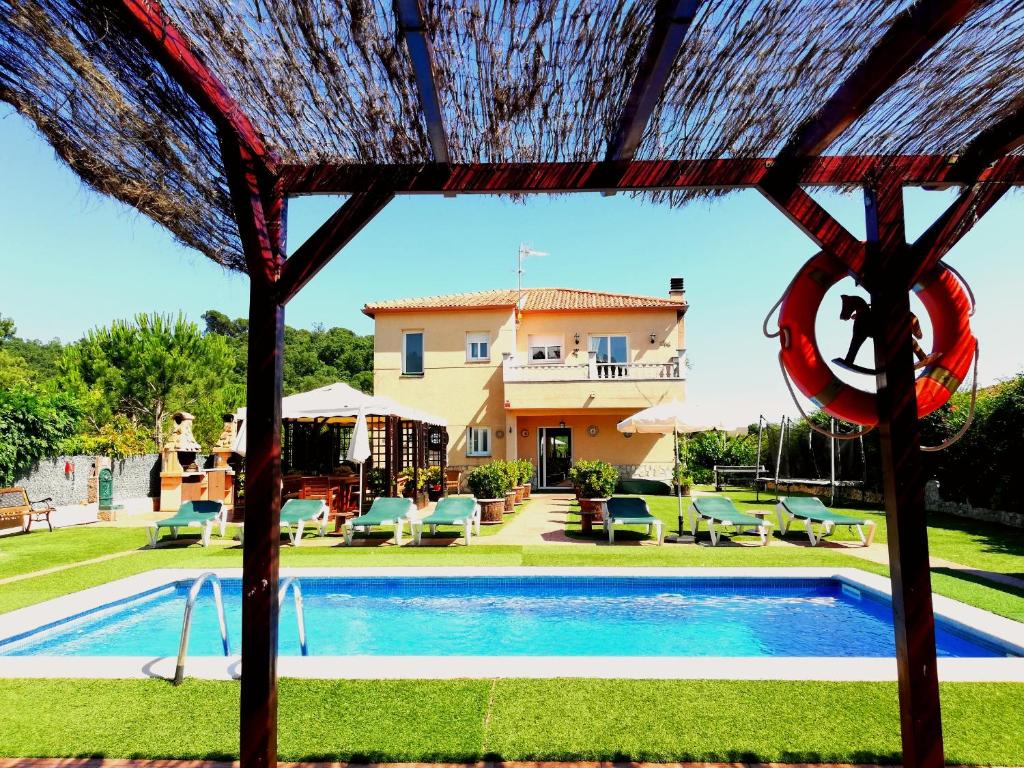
xmin=3 ymin=1 xmax=1024 ymax=271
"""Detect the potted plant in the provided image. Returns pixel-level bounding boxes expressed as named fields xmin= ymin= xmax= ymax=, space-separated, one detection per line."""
xmin=424 ymin=465 xmax=443 ymax=501
xmin=467 ymin=462 xmax=511 ymax=523
xmin=674 ymin=464 xmax=693 ymax=497
xmin=496 ymin=461 xmax=519 ymax=511
xmin=517 ymin=458 xmax=534 ymax=498
xmin=568 ymin=459 xmax=618 ymax=517
xmin=503 ymin=459 xmax=526 ymax=505
xmin=399 ymin=466 xmax=428 ymax=508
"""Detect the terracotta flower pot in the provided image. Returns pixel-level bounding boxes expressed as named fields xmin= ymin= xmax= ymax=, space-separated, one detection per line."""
xmin=523 ymin=483 xmax=532 ymax=499
xmin=478 ymin=498 xmax=506 ymax=523
xmin=504 ymin=491 xmax=516 ymax=512
xmin=578 ymin=497 xmax=607 ymax=520
xmin=513 ymin=485 xmax=525 ymax=504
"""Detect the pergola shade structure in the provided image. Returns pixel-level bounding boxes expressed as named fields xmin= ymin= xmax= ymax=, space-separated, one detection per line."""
xmin=4 ymin=2 xmax=1024 ymax=767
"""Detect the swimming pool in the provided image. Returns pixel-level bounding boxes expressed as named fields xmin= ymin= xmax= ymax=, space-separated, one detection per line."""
xmin=2 ymin=568 xmax=1022 ymax=680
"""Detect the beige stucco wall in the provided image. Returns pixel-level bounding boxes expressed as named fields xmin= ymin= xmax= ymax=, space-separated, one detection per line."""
xmin=371 ymin=302 xmax=686 ymax=471
xmin=372 ymin=308 xmax=516 ymax=468
xmin=514 ymin=413 xmax=675 ymax=484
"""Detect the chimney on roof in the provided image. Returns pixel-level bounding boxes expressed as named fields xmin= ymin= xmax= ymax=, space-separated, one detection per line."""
xmin=669 ymin=277 xmax=685 ymax=300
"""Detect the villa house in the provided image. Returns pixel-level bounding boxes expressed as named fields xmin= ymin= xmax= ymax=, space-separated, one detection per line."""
xmin=363 ymin=279 xmax=688 ymax=488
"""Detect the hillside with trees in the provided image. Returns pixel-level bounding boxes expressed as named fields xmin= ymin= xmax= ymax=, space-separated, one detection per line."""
xmin=0 ymin=311 xmax=373 ymax=484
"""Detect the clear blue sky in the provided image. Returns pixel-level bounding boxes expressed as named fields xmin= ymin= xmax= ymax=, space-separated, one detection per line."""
xmin=2 ymin=105 xmax=1021 ymax=426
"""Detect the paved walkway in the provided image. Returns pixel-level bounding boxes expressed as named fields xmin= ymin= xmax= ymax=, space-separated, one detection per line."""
xmin=489 ymin=493 xmax=578 ymax=544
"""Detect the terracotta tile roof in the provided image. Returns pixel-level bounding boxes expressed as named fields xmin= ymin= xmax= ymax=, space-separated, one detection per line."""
xmin=363 ymin=288 xmax=687 ymax=316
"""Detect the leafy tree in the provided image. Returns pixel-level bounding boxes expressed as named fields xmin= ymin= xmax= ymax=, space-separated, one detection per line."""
xmin=0 ymin=315 xmax=14 ymax=344
xmin=0 ymin=387 xmax=80 ymax=486
xmin=60 ymin=313 xmax=238 ymax=447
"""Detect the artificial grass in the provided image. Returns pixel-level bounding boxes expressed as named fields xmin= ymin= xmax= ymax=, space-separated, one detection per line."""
xmin=0 ymin=525 xmax=146 ymax=580
xmin=0 ymin=678 xmax=1021 ymax=765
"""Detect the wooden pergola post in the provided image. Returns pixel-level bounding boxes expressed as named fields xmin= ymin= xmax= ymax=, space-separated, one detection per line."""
xmin=864 ymin=177 xmax=944 ymax=768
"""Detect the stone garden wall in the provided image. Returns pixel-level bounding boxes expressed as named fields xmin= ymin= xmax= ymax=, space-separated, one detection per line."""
xmin=13 ymin=454 xmax=162 ymax=506
xmin=925 ymin=479 xmax=1024 ymax=528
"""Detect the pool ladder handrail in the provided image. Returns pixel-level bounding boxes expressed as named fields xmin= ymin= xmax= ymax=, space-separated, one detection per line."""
xmin=174 ymin=572 xmax=230 ymax=686
xmin=279 ymin=576 xmax=309 ymax=657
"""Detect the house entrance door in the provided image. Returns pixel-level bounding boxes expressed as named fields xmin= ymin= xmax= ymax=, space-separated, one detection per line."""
xmin=539 ymin=427 xmax=572 ymax=488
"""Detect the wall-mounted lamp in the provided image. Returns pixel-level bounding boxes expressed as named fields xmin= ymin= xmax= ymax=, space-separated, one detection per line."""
xmin=649 ymin=331 xmax=657 ymax=344
xmin=559 ymin=420 xmax=566 ymax=429
xmin=573 ymin=332 xmax=581 ymax=346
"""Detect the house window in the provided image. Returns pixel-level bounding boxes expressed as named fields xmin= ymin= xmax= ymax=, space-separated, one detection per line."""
xmin=467 ymin=427 xmax=491 ymax=457
xmin=528 ymin=334 xmax=562 ymax=362
xmin=402 ymin=331 xmax=424 ymax=375
xmin=589 ymin=334 xmax=628 ymax=363
xmin=466 ymin=332 xmax=490 ymax=361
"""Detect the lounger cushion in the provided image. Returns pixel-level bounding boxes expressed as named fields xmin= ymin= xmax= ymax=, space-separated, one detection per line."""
xmin=422 ymin=497 xmax=476 ymax=524
xmin=349 ymin=497 xmax=412 ymax=526
xmin=606 ymin=497 xmax=658 ymax=524
xmin=280 ymin=499 xmax=327 ymax=524
xmin=155 ymin=500 xmax=223 ymax=528
xmin=692 ymin=496 xmax=764 ymax=527
xmin=780 ymin=496 xmax=871 ymax=525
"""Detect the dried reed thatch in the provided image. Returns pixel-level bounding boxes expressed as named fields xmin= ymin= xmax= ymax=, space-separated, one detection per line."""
xmin=2 ymin=0 xmax=1023 ymax=271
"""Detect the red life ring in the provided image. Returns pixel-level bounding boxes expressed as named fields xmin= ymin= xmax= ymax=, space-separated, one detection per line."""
xmin=778 ymin=252 xmax=975 ymax=426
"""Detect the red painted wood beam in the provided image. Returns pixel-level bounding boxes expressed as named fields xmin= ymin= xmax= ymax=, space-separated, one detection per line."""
xmin=394 ymin=0 xmax=449 ymax=164
xmin=951 ymin=97 xmax=1024 ymax=182
xmin=768 ymin=0 xmax=979 ymax=170
xmin=280 ymin=155 xmax=1024 ymax=195
xmin=112 ymin=0 xmax=276 ymax=175
xmin=276 ymin=188 xmax=394 ymax=304
xmin=865 ymin=177 xmax=945 ymax=768
xmin=219 ymin=131 xmax=286 ymax=768
xmin=909 ymin=181 xmax=1008 ymax=283
xmin=605 ymin=0 xmax=700 ymax=162
xmin=758 ymin=185 xmax=865 ymax=274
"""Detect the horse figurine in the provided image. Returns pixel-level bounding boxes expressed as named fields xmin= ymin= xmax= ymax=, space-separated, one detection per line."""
xmin=836 ymin=294 xmax=928 ymax=373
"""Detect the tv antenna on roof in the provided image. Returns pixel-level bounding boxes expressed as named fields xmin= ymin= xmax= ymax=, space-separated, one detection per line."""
xmin=517 ymin=243 xmax=549 ymax=314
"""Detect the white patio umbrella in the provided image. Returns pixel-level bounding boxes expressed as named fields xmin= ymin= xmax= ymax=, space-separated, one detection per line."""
xmin=617 ymin=400 xmax=745 ymax=540
xmin=346 ymin=408 xmax=371 ymax=514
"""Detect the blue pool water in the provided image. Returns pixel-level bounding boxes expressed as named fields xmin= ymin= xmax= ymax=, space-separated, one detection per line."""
xmin=0 ymin=576 xmax=1011 ymax=658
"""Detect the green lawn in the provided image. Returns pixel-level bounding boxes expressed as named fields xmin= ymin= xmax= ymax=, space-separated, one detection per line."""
xmin=0 ymin=679 xmax=1021 ymax=764
xmin=1 ymin=495 xmax=1022 ymax=764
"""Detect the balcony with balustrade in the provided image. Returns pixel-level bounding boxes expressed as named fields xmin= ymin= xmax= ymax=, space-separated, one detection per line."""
xmin=502 ymin=349 xmax=686 ymax=411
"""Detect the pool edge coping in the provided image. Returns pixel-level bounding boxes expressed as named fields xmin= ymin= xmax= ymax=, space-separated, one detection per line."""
xmin=1 ymin=566 xmax=1022 ymax=682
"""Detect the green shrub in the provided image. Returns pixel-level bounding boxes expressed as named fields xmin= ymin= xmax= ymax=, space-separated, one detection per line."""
xmin=515 ymin=458 xmax=535 ymax=486
xmin=466 ymin=462 xmax=513 ymax=499
xmin=568 ymin=459 xmax=618 ymax=498
xmin=423 ymin=465 xmax=442 ymax=488
xmin=680 ymin=431 xmax=758 ymax=485
xmin=398 ymin=466 xmax=426 ymax=491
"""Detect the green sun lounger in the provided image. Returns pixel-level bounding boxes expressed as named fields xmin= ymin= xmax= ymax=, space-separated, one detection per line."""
xmin=412 ymin=496 xmax=480 ymax=545
xmin=147 ymin=500 xmax=226 ymax=548
xmin=604 ymin=497 xmax=663 ymax=544
xmin=343 ymin=496 xmax=415 ymax=545
xmin=775 ymin=496 xmax=877 ymax=546
xmin=237 ymin=498 xmax=329 ymax=547
xmin=691 ymin=496 xmax=771 ymax=546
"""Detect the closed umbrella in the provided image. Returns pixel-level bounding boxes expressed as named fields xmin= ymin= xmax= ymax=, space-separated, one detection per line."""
xmin=346 ymin=408 xmax=371 ymax=514
xmin=617 ymin=400 xmax=744 ymax=541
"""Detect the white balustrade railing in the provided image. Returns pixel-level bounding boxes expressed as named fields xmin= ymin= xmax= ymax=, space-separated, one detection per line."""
xmin=503 ymin=350 xmax=686 ymax=382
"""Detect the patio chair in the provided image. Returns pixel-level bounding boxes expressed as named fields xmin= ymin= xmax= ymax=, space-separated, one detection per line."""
xmin=444 ymin=468 xmax=463 ymax=494
xmin=604 ymin=497 xmax=663 ymax=544
xmin=147 ymin=500 xmax=226 ymax=548
xmin=235 ymin=498 xmax=328 ymax=547
xmin=775 ymin=496 xmax=877 ymax=546
xmin=691 ymin=496 xmax=772 ymax=546
xmin=412 ymin=496 xmax=480 ymax=545
xmin=343 ymin=496 xmax=415 ymax=545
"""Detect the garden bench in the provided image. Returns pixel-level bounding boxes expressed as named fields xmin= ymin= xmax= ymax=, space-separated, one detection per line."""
xmin=0 ymin=487 xmax=56 ymax=532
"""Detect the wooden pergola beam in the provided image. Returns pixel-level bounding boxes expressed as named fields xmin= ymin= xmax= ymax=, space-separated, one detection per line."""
xmin=276 ymin=189 xmax=395 ymax=304
xmin=759 ymin=185 xmax=865 ymax=274
xmin=909 ymin=181 xmax=1008 ymax=282
xmin=605 ymin=0 xmax=700 ymax=162
xmin=768 ymin=0 xmax=979 ymax=172
xmin=394 ymin=0 xmax=450 ymax=164
xmin=952 ymin=97 xmax=1024 ymax=182
xmin=280 ymin=155 xmax=1024 ymax=195
xmin=113 ymin=0 xmax=276 ymax=175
